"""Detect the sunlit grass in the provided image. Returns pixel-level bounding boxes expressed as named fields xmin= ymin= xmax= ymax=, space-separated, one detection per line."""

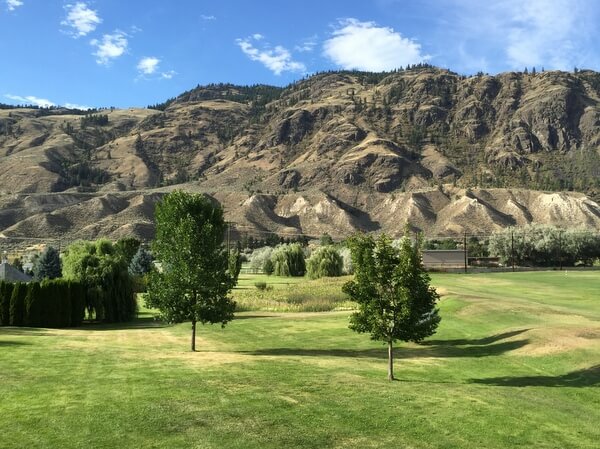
xmin=1 ymin=271 xmax=599 ymax=448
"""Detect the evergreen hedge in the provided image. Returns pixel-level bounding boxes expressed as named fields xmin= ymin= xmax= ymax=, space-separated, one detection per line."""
xmin=0 ymin=278 xmax=136 ymax=328
xmin=0 ymin=282 xmax=13 ymax=325
xmin=9 ymin=283 xmax=27 ymax=326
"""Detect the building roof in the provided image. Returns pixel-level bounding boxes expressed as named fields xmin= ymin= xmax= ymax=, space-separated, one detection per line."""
xmin=0 ymin=262 xmax=33 ymax=282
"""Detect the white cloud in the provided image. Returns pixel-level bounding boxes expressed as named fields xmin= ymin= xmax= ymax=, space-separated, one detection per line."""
xmin=91 ymin=31 xmax=128 ymax=65
xmin=445 ymin=0 xmax=599 ymax=71
xmin=137 ymin=56 xmax=160 ymax=75
xmin=61 ymin=2 xmax=102 ymax=38
xmin=201 ymin=14 xmax=216 ymax=21
xmin=5 ymin=94 xmax=93 ymax=109
xmin=5 ymin=94 xmax=55 ymax=107
xmin=236 ymin=35 xmax=306 ymax=75
xmin=323 ymin=19 xmax=428 ymax=71
xmin=6 ymin=0 xmax=23 ymax=11
xmin=64 ymin=103 xmax=92 ymax=110
xmin=161 ymin=70 xmax=177 ymax=79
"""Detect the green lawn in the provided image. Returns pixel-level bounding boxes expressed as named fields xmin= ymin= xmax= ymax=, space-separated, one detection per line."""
xmin=1 ymin=271 xmax=599 ymax=448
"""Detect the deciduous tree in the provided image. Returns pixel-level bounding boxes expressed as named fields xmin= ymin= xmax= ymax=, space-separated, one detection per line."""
xmin=343 ymin=232 xmax=441 ymax=381
xmin=146 ymin=191 xmax=236 ymax=351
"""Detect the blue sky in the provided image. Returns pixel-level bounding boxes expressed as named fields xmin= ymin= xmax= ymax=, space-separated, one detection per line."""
xmin=1 ymin=0 xmax=599 ymax=109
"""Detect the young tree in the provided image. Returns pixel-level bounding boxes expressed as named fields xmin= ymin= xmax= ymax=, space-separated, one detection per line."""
xmin=228 ymin=248 xmax=242 ymax=283
xmin=146 ymin=191 xmax=236 ymax=351
xmin=343 ymin=233 xmax=441 ymax=381
xmin=128 ymin=246 xmax=154 ymax=276
xmin=33 ymin=246 xmax=62 ymax=280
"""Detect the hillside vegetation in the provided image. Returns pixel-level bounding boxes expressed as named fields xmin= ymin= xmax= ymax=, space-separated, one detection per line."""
xmin=1 ymin=66 xmax=600 ymax=241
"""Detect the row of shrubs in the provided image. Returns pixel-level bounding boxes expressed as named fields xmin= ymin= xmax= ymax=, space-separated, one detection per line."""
xmin=0 ymin=278 xmax=136 ymax=328
xmin=248 ymin=244 xmax=352 ymax=279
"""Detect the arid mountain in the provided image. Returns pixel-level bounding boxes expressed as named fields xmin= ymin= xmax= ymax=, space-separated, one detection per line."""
xmin=1 ymin=66 xmax=600 ymax=243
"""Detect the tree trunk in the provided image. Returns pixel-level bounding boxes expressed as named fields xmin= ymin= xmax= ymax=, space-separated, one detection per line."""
xmin=387 ymin=340 xmax=394 ymax=381
xmin=191 ymin=320 xmax=197 ymax=352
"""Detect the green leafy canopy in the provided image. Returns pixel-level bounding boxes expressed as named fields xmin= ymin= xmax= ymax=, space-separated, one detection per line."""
xmin=146 ymin=191 xmax=236 ymax=327
xmin=343 ymin=233 xmax=441 ymax=344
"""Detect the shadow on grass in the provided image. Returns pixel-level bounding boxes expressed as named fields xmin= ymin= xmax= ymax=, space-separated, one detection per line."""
xmin=242 ymin=339 xmax=529 ymax=359
xmin=471 ymin=365 xmax=600 ymax=387
xmin=0 ymin=340 xmax=32 ymax=346
xmin=0 ymin=328 xmax=53 ymax=336
xmin=0 ymin=317 xmax=167 ymax=334
xmin=422 ymin=329 xmax=530 ymax=346
xmin=78 ymin=316 xmax=166 ymax=331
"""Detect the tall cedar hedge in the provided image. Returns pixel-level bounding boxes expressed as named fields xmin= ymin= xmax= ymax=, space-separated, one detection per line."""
xmin=0 ymin=282 xmax=13 ymax=325
xmin=0 ymin=279 xmax=135 ymax=328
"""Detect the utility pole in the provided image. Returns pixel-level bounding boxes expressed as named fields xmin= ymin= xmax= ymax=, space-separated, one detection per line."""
xmin=558 ymin=230 xmax=563 ymax=271
xmin=511 ymin=230 xmax=515 ymax=272
xmin=463 ymin=231 xmax=468 ymax=273
xmin=227 ymin=222 xmax=231 ymax=256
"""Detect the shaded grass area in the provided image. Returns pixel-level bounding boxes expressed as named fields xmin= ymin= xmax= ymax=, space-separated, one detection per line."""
xmin=1 ymin=271 xmax=599 ymax=448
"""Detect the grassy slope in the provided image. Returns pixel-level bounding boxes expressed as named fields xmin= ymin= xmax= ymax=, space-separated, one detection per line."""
xmin=1 ymin=272 xmax=599 ymax=449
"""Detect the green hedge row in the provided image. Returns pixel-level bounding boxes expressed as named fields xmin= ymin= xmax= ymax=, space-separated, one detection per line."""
xmin=0 ymin=278 xmax=136 ymax=328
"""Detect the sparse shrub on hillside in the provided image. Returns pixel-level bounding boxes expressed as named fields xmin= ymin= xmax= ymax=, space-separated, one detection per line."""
xmin=306 ymin=246 xmax=344 ymax=279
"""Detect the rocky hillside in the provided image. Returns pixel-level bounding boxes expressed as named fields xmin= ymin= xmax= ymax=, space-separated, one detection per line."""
xmin=1 ymin=66 xmax=600 ymax=243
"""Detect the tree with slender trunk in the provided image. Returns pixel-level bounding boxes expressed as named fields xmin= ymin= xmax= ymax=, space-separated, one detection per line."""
xmin=343 ymin=231 xmax=441 ymax=381
xmin=146 ymin=191 xmax=236 ymax=351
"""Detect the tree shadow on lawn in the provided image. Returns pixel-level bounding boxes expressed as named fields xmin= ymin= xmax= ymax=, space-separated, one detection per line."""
xmin=0 ymin=327 xmax=53 ymax=337
xmin=470 ymin=365 xmax=600 ymax=388
xmin=78 ymin=316 xmax=167 ymax=331
xmin=241 ymin=333 xmax=530 ymax=359
xmin=422 ymin=329 xmax=530 ymax=347
xmin=0 ymin=340 xmax=32 ymax=346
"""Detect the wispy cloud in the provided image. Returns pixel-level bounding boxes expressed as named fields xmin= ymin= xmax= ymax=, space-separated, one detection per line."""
xmin=6 ymin=0 xmax=23 ymax=11
xmin=137 ymin=56 xmax=160 ymax=75
xmin=201 ymin=14 xmax=216 ymax=21
xmin=236 ymin=34 xmax=306 ymax=75
xmin=295 ymin=35 xmax=318 ymax=53
xmin=443 ymin=0 xmax=599 ymax=71
xmin=5 ymin=94 xmax=91 ymax=109
xmin=61 ymin=2 xmax=102 ymax=38
xmin=64 ymin=102 xmax=92 ymax=110
xmin=323 ymin=19 xmax=428 ymax=71
xmin=5 ymin=94 xmax=54 ymax=107
xmin=91 ymin=31 xmax=128 ymax=65
xmin=135 ymin=57 xmax=176 ymax=80
xmin=161 ymin=70 xmax=177 ymax=79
